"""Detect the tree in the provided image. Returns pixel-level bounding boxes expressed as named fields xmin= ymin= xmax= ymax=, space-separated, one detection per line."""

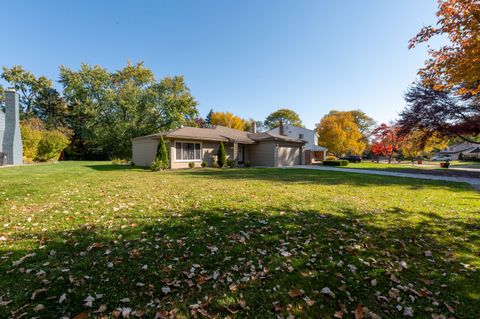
xmin=1 ymin=65 xmax=52 ymax=114
xmin=327 ymin=109 xmax=375 ymax=142
xmin=205 ymin=109 xmax=214 ymax=127
xmin=210 ymin=112 xmax=246 ymax=130
xmin=371 ymin=123 xmax=402 ymax=163
xmin=217 ymin=142 xmax=227 ymax=167
xmin=33 ymin=88 xmax=69 ymax=129
xmin=409 ymin=0 xmax=480 ymax=95
xmin=398 ymin=82 xmax=480 ymax=143
xmin=153 ymin=136 xmax=169 ymax=170
xmin=264 ymin=108 xmax=302 ymax=130
xmin=316 ymin=111 xmax=366 ymax=156
xmin=59 ymin=62 xmax=198 ymax=159
xmin=0 ymin=84 xmax=4 ymax=108
xmin=401 ymin=129 xmax=448 ymax=160
xmin=152 ymin=75 xmax=198 ymax=130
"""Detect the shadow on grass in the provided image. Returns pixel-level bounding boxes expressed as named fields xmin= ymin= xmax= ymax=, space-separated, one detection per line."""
xmin=175 ymin=167 xmax=477 ymax=192
xmin=2 ymin=206 xmax=479 ymax=318
xmin=85 ymin=164 xmax=150 ymax=172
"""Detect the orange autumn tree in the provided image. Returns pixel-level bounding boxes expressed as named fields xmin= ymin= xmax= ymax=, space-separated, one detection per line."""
xmin=316 ymin=111 xmax=365 ymax=157
xmin=210 ymin=112 xmax=247 ymax=131
xmin=409 ymin=0 xmax=480 ymax=95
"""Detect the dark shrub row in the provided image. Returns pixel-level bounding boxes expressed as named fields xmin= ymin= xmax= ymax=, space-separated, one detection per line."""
xmin=323 ymin=160 xmax=349 ymax=166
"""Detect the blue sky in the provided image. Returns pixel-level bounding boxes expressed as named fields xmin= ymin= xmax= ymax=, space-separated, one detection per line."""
xmin=1 ymin=0 xmax=441 ymax=129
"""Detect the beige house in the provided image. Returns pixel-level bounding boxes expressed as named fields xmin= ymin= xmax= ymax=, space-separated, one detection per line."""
xmin=132 ymin=126 xmax=306 ymax=169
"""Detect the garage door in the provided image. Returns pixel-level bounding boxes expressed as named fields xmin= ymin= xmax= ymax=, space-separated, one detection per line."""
xmin=277 ymin=145 xmax=300 ymax=166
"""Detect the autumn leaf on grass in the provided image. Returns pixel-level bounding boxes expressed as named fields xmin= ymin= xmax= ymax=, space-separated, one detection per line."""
xmin=73 ymin=312 xmax=89 ymax=319
xmin=288 ymin=288 xmax=304 ymax=298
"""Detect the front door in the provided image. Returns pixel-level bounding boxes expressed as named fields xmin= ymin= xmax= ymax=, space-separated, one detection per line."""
xmin=238 ymin=144 xmax=245 ymax=163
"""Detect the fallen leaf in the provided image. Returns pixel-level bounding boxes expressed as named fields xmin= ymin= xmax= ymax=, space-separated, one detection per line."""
xmin=73 ymin=312 xmax=89 ymax=319
xmin=288 ymin=288 xmax=304 ymax=298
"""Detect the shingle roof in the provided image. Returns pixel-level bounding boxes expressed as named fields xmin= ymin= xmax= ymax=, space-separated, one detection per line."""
xmin=132 ymin=126 xmax=306 ymax=144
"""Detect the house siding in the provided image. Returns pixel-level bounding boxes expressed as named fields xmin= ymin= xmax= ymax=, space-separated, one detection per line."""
xmin=268 ymin=125 xmax=318 ymax=150
xmin=132 ymin=139 xmax=159 ymax=167
xmin=168 ymin=140 xmax=236 ymax=169
xmin=248 ymin=141 xmax=276 ymax=167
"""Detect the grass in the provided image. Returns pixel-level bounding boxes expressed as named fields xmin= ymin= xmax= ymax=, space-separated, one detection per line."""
xmin=1 ymin=161 xmax=479 ymax=318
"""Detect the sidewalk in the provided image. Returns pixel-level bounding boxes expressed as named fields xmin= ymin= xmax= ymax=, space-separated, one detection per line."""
xmin=287 ymin=165 xmax=480 ymax=191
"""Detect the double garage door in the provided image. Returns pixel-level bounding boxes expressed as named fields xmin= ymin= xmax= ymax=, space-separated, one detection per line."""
xmin=277 ymin=145 xmax=301 ymax=166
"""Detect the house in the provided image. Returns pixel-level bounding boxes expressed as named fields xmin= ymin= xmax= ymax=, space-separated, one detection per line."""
xmin=132 ymin=125 xmax=306 ymax=168
xmin=267 ymin=124 xmax=327 ymax=162
xmin=0 ymin=89 xmax=23 ymax=166
xmin=438 ymin=141 xmax=480 ymax=160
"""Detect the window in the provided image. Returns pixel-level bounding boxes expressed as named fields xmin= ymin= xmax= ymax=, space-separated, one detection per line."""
xmin=299 ymin=133 xmax=304 ymax=139
xmin=175 ymin=142 xmax=202 ymax=161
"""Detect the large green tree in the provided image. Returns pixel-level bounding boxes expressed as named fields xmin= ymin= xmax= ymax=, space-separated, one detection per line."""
xmin=60 ymin=62 xmax=198 ymax=159
xmin=264 ymin=108 xmax=303 ymax=130
xmin=33 ymin=88 xmax=69 ymax=129
xmin=1 ymin=65 xmax=52 ymax=115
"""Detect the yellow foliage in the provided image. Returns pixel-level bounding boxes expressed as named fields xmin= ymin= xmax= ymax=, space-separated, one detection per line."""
xmin=401 ymin=130 xmax=448 ymax=158
xmin=210 ymin=112 xmax=246 ymax=131
xmin=20 ymin=119 xmax=44 ymax=162
xmin=316 ymin=112 xmax=365 ymax=156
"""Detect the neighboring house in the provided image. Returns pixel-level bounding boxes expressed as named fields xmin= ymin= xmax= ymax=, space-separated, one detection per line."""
xmin=438 ymin=141 xmax=480 ymax=160
xmin=0 ymin=89 xmax=23 ymax=166
xmin=132 ymin=125 xmax=306 ymax=168
xmin=267 ymin=124 xmax=327 ymax=162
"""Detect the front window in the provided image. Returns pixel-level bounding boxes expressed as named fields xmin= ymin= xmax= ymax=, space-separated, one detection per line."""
xmin=299 ymin=133 xmax=304 ymax=139
xmin=175 ymin=142 xmax=202 ymax=161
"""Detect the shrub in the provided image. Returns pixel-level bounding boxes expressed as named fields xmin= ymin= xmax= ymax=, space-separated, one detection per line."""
xmin=217 ymin=142 xmax=227 ymax=167
xmin=244 ymin=161 xmax=251 ymax=168
xmin=155 ymin=137 xmax=169 ymax=169
xmin=323 ymin=160 xmax=348 ymax=166
xmin=326 ymin=155 xmax=337 ymax=161
xmin=226 ymin=159 xmax=236 ymax=168
xmin=150 ymin=159 xmax=162 ymax=171
xmin=36 ymin=130 xmax=70 ymax=161
xmin=201 ymin=160 xmax=208 ymax=168
xmin=458 ymin=152 xmax=464 ymax=161
xmin=188 ymin=161 xmax=195 ymax=169
xmin=21 ymin=124 xmax=42 ymax=162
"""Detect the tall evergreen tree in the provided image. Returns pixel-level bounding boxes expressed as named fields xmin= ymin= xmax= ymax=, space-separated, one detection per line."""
xmin=205 ymin=109 xmax=214 ymax=127
xmin=156 ymin=136 xmax=169 ymax=169
xmin=217 ymin=142 xmax=226 ymax=167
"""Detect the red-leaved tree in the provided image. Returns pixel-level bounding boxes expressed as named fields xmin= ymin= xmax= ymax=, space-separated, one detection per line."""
xmin=371 ymin=123 xmax=403 ymax=163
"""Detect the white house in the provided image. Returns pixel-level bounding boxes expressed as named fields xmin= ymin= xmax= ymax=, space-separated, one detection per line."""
xmin=267 ymin=124 xmax=327 ymax=162
xmin=438 ymin=141 xmax=480 ymax=160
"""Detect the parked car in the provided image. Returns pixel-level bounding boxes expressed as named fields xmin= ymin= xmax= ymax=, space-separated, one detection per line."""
xmin=431 ymin=155 xmax=451 ymax=161
xmin=340 ymin=155 xmax=362 ymax=163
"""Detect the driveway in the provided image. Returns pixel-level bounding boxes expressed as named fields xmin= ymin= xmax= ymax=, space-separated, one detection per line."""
xmin=287 ymin=165 xmax=480 ymax=191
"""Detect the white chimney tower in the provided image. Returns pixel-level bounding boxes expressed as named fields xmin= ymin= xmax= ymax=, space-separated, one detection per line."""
xmin=1 ymin=89 xmax=23 ymax=165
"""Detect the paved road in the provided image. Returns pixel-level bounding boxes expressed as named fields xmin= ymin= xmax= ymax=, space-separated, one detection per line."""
xmin=287 ymin=165 xmax=480 ymax=191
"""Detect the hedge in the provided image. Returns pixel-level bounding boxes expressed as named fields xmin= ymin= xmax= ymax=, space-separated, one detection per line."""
xmin=323 ymin=160 xmax=349 ymax=166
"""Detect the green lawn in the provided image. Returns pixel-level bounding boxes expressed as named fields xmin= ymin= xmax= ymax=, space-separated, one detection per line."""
xmin=1 ymin=162 xmax=479 ymax=318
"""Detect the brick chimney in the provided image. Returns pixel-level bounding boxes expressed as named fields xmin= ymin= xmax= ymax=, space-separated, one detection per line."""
xmin=3 ymin=89 xmax=23 ymax=165
xmin=279 ymin=120 xmax=284 ymax=136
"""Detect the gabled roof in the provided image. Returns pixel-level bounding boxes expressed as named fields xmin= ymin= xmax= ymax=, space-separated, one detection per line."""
xmin=132 ymin=126 xmax=306 ymax=144
xmin=248 ymin=132 xmax=305 ymax=143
